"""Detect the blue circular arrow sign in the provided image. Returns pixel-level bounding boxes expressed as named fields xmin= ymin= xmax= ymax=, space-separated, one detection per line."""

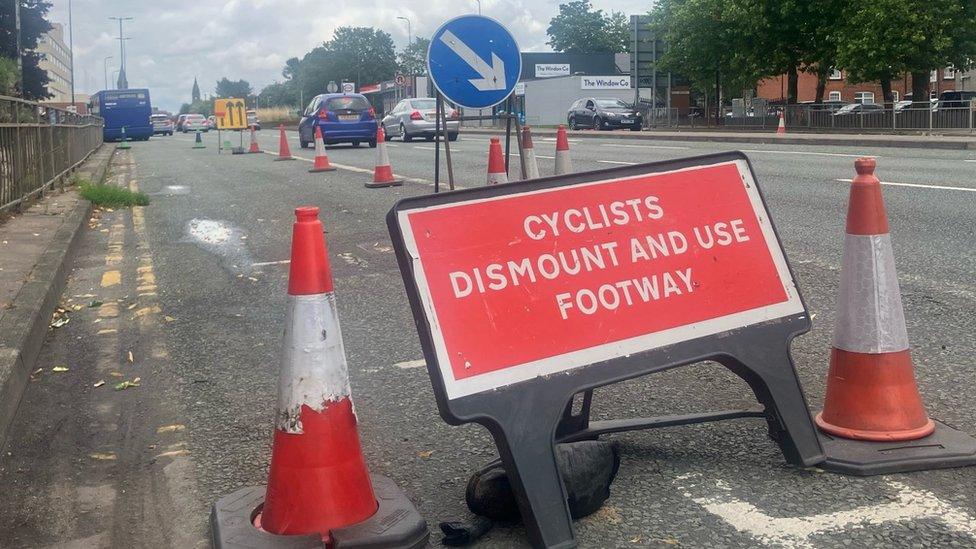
xmin=427 ymin=15 xmax=522 ymax=110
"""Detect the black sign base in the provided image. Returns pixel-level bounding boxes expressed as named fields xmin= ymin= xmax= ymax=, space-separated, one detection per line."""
xmin=819 ymin=420 xmax=976 ymax=476
xmin=210 ymin=475 xmax=429 ymax=549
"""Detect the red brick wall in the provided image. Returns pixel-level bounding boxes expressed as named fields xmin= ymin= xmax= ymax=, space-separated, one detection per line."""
xmin=756 ymin=69 xmax=957 ymax=103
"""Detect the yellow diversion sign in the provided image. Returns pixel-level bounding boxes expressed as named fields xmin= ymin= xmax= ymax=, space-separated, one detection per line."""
xmin=214 ymin=98 xmax=247 ymax=130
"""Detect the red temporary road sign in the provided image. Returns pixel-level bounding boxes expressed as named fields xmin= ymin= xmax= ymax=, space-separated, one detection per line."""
xmin=394 ymin=157 xmax=805 ymax=400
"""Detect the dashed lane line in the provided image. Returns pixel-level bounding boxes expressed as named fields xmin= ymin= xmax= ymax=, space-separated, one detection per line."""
xmin=601 ymin=143 xmax=690 ymax=150
xmin=597 ymin=160 xmax=637 ymax=165
xmin=835 ymin=178 xmax=975 ymax=193
xmin=260 ymin=150 xmax=457 ymax=189
xmin=742 ymin=149 xmax=878 ymax=158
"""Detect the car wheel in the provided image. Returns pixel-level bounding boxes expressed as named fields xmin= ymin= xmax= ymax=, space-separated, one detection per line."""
xmin=593 ymin=117 xmax=601 ymax=130
xmin=448 ymin=133 xmax=459 ymax=142
xmin=353 ymin=141 xmax=361 ymax=147
xmin=569 ymin=116 xmax=577 ymax=130
xmin=425 ymin=135 xmax=434 ymax=142
xmin=630 ymin=124 xmax=641 ymax=131
xmin=369 ymin=139 xmax=377 ymax=148
xmin=401 ymin=124 xmax=412 ymax=142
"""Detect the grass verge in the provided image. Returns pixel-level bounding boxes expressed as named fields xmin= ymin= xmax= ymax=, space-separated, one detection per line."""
xmin=77 ymin=179 xmax=149 ymax=208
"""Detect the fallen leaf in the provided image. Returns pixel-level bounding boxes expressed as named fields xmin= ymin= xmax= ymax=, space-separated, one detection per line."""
xmin=418 ymin=450 xmax=434 ymax=459
xmin=71 ymin=304 xmax=83 ymax=311
xmin=114 ymin=379 xmax=141 ymax=391
xmin=88 ymin=300 xmax=103 ymax=308
xmin=32 ymin=368 xmax=43 ymax=375
xmin=163 ymin=316 xmax=176 ymax=323
xmin=109 ymin=371 xmax=124 ymax=378
xmin=127 ymin=351 xmax=134 ymax=363
xmin=154 ymin=449 xmax=191 ymax=459
xmin=89 ymin=453 xmax=117 ymax=461
xmin=51 ymin=317 xmax=70 ymax=328
xmin=156 ymin=424 xmax=186 ymax=434
xmin=93 ymin=380 xmax=106 ymax=388
xmin=127 ymin=303 xmax=138 ymax=310
xmin=52 ymin=366 xmax=69 ymax=373
xmin=630 ymin=536 xmax=642 ymax=544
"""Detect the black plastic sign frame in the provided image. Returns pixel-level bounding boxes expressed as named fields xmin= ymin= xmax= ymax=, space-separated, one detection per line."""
xmin=387 ymin=151 xmax=825 ymax=548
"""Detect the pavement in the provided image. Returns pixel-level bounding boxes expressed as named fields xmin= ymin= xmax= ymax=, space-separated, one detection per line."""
xmin=0 ymin=129 xmax=975 ymax=548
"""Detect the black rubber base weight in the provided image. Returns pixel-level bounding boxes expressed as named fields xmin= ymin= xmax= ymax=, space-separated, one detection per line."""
xmin=210 ymin=474 xmax=429 ymax=549
xmin=365 ymin=179 xmax=404 ymax=188
xmin=819 ymin=419 xmax=976 ymax=476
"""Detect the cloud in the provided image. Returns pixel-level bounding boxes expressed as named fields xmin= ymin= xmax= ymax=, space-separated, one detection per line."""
xmin=48 ymin=0 xmax=649 ymax=112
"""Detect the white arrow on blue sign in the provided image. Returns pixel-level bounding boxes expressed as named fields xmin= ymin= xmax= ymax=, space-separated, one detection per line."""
xmin=427 ymin=15 xmax=522 ymax=110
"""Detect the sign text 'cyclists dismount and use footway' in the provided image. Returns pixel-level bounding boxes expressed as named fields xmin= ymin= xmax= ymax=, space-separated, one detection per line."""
xmin=388 ymin=152 xmax=825 ymax=548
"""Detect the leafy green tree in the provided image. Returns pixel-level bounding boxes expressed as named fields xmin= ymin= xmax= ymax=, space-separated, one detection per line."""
xmin=282 ymin=27 xmax=397 ymax=103
xmin=0 ymin=0 xmax=52 ymax=99
xmin=215 ymin=77 xmax=252 ymax=99
xmin=547 ymin=1 xmax=630 ymax=53
xmin=398 ymin=37 xmax=430 ymax=75
xmin=836 ymin=0 xmax=976 ymax=102
xmin=0 ymin=56 xmax=18 ymax=94
xmin=257 ymin=81 xmax=297 ymax=108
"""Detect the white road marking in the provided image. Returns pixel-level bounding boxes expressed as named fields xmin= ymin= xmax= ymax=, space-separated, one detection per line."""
xmin=601 ymin=143 xmax=690 ymax=150
xmin=742 ymin=149 xmax=877 ymax=158
xmin=597 ymin=160 xmax=637 ymax=165
xmin=677 ymin=473 xmax=976 ymax=548
xmin=260 ymin=150 xmax=459 ymax=189
xmin=394 ymin=359 xmax=426 ymax=370
xmin=835 ymin=178 xmax=975 ymax=192
xmin=252 ymin=260 xmax=291 ymax=267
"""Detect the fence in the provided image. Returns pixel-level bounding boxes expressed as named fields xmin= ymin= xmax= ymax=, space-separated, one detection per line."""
xmin=0 ymin=95 xmax=104 ymax=213
xmin=638 ymin=102 xmax=976 ymax=132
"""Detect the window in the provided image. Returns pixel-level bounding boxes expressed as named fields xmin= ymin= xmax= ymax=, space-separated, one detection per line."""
xmin=829 ymin=69 xmax=843 ymax=80
xmin=828 ymin=91 xmax=842 ymax=101
xmin=854 ymin=91 xmax=875 ymax=104
xmin=945 ymin=66 xmax=956 ymax=80
xmin=930 ymin=70 xmax=938 ymax=83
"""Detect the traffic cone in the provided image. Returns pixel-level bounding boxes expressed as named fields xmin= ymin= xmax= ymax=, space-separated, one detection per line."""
xmin=365 ymin=127 xmax=403 ymax=188
xmin=522 ymin=126 xmax=540 ymax=180
xmin=209 ymin=207 xmax=429 ymax=548
xmin=777 ymin=111 xmax=787 ymax=134
xmin=555 ymin=124 xmax=572 ymax=175
xmin=274 ymin=124 xmax=294 ymax=161
xmin=118 ymin=126 xmax=131 ymax=149
xmin=248 ymin=125 xmax=260 ymax=153
xmin=486 ymin=137 xmax=508 ymax=185
xmin=309 ymin=126 xmax=336 ymax=172
xmin=815 ymin=158 xmax=935 ymax=442
xmin=193 ymin=130 xmax=205 ymax=149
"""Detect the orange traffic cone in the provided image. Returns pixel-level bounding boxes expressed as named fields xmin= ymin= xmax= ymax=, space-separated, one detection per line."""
xmin=777 ymin=111 xmax=787 ymax=134
xmin=486 ymin=137 xmax=508 ymax=185
xmin=248 ymin=125 xmax=261 ymax=154
xmin=815 ymin=158 xmax=935 ymax=442
xmin=555 ymin=125 xmax=572 ymax=175
xmin=274 ymin=124 xmax=294 ymax=161
xmin=309 ymin=126 xmax=336 ymax=173
xmin=522 ymin=126 xmax=540 ymax=179
xmin=365 ymin=127 xmax=402 ymax=188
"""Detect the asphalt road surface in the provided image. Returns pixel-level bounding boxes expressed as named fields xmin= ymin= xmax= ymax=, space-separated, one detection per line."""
xmin=1 ymin=128 xmax=975 ymax=548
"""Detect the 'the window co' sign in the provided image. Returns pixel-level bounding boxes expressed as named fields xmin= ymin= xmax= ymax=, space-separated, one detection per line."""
xmin=390 ymin=154 xmax=805 ymax=401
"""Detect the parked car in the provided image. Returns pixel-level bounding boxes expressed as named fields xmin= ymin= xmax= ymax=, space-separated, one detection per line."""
xmin=246 ymin=109 xmax=261 ymax=130
xmin=831 ymin=103 xmax=884 ymax=116
xmin=380 ymin=98 xmax=459 ymax=142
xmin=935 ymin=90 xmax=976 ymax=110
xmin=567 ymin=98 xmax=642 ymax=130
xmin=298 ymin=93 xmax=378 ymax=148
xmin=804 ymin=100 xmax=850 ymax=112
xmin=151 ymin=113 xmax=174 ymax=135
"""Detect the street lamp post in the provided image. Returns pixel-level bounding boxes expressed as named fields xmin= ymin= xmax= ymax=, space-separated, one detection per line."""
xmin=475 ymin=0 xmax=481 ymax=14
xmin=68 ymin=0 xmax=75 ymax=104
xmin=109 ymin=16 xmax=133 ymax=89
xmin=397 ymin=16 xmax=411 ymax=49
xmin=103 ymin=56 xmax=113 ymax=90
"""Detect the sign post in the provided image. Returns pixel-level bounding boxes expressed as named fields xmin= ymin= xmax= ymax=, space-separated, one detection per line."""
xmin=214 ymin=98 xmax=247 ymax=154
xmin=427 ymin=15 xmax=524 ymax=192
xmin=389 ymin=153 xmax=824 ymax=547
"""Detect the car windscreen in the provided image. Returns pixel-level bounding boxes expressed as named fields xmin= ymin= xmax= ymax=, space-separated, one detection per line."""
xmin=186 ymin=115 xmax=206 ymax=120
xmin=151 ymin=115 xmax=168 ymax=121
xmin=325 ymin=96 xmax=370 ymax=111
xmin=594 ymin=99 xmax=629 ymax=108
xmin=410 ymin=99 xmax=437 ymax=110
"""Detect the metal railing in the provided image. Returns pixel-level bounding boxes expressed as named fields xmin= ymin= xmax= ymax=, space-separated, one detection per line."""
xmin=0 ymin=95 xmax=104 ymax=213
xmin=637 ymin=103 xmax=976 ymax=132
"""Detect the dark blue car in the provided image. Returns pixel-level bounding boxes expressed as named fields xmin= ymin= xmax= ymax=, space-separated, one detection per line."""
xmin=298 ymin=93 xmax=378 ymax=148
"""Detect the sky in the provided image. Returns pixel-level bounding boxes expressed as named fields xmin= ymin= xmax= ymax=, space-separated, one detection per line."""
xmin=48 ymin=0 xmax=649 ymax=112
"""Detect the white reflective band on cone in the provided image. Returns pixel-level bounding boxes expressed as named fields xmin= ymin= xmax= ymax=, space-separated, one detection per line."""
xmin=315 ymin=133 xmax=326 ymax=157
xmin=377 ymin=140 xmax=391 ymax=167
xmin=524 ymin=149 xmax=540 ymax=179
xmin=275 ymin=294 xmax=352 ymax=433
xmin=833 ymin=233 xmax=910 ymax=353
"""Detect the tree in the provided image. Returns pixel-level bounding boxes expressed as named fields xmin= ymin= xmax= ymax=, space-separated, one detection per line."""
xmin=0 ymin=56 xmax=17 ymax=94
xmin=547 ymin=1 xmax=630 ymax=53
xmin=398 ymin=37 xmax=430 ymax=75
xmin=215 ymin=77 xmax=252 ymax=99
xmin=0 ymin=0 xmax=52 ymax=99
xmin=192 ymin=77 xmax=200 ymax=102
xmin=836 ymin=0 xmax=976 ymax=102
xmin=257 ymin=81 xmax=297 ymax=108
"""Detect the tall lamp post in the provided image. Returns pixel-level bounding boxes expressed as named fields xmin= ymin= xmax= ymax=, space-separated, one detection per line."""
xmin=397 ymin=16 xmax=411 ymax=48
xmin=68 ymin=0 xmax=75 ymax=104
xmin=109 ymin=16 xmax=133 ymax=89
xmin=103 ymin=56 xmax=113 ymax=90
xmin=475 ymin=0 xmax=481 ymax=14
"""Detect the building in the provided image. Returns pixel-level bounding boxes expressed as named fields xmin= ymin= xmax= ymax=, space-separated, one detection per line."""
xmin=37 ymin=23 xmax=73 ymax=103
xmin=757 ymin=68 xmax=958 ymax=104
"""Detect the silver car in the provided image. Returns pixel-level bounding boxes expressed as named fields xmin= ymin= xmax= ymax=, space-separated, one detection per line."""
xmin=381 ymin=98 xmax=460 ymax=142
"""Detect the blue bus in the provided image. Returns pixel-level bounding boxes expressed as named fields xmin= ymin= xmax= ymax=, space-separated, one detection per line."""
xmin=89 ymin=89 xmax=153 ymax=142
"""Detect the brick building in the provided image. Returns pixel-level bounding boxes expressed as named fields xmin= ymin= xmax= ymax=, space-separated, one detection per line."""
xmin=757 ymin=68 xmax=959 ymax=104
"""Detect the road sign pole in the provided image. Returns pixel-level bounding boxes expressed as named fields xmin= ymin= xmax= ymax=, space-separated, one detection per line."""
xmin=504 ymin=98 xmax=512 ymax=175
xmin=512 ymin=110 xmax=527 ymax=180
xmin=434 ymin=93 xmax=441 ymax=193
xmin=439 ymin=97 xmax=456 ymax=190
